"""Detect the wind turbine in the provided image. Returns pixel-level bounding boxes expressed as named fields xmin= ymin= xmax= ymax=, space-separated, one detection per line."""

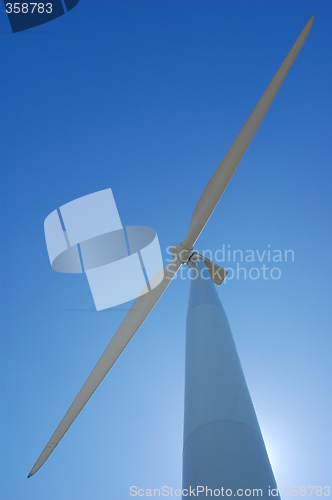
xmin=28 ymin=14 xmax=314 ymax=479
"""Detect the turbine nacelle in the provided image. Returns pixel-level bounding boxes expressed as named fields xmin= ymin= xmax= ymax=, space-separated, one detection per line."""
xmin=187 ymin=252 xmax=228 ymax=286
xmin=170 ymin=244 xmax=228 ymax=286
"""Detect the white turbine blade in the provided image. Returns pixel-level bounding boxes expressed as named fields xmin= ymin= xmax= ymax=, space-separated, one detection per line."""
xmin=28 ymin=256 xmax=182 ymax=477
xmin=183 ymin=14 xmax=314 ymax=250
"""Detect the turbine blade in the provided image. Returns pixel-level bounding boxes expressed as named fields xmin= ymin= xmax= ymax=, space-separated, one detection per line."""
xmin=183 ymin=14 xmax=314 ymax=249
xmin=28 ymin=256 xmax=182 ymax=477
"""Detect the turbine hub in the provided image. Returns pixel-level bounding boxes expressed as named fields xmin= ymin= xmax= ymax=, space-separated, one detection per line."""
xmin=170 ymin=243 xmax=193 ymax=263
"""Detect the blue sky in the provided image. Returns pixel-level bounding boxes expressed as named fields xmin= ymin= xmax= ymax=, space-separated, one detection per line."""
xmin=1 ymin=1 xmax=331 ymax=499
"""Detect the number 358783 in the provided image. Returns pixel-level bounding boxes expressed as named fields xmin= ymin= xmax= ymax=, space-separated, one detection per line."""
xmin=5 ymin=3 xmax=53 ymax=14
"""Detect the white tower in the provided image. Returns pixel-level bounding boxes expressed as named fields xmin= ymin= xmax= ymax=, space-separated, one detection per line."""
xmin=182 ymin=259 xmax=279 ymax=498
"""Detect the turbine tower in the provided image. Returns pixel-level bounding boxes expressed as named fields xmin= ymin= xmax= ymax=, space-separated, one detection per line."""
xmin=28 ymin=14 xmax=314 ymax=488
xmin=183 ymin=258 xmax=279 ymax=498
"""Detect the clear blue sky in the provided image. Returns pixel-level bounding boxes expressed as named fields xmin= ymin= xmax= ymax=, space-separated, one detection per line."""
xmin=1 ymin=2 xmax=331 ymax=499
